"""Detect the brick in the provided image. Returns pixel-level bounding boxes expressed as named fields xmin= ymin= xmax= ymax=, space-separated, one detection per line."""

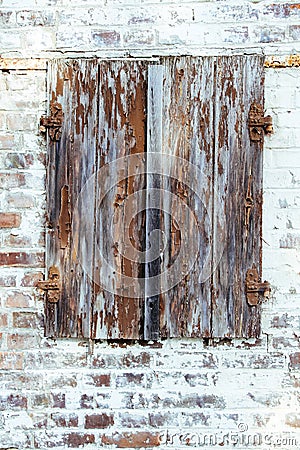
xmin=289 ymin=352 xmax=300 ymax=369
xmin=20 ymin=271 xmax=43 ymax=287
xmin=7 ymin=333 xmax=39 ymax=350
xmin=0 ymin=393 xmax=27 ymax=410
xmin=24 ymin=350 xmax=87 ymax=370
xmin=0 ymin=212 xmax=21 ymax=228
xmin=253 ymin=25 xmax=286 ymax=43
xmin=3 ymin=231 xmax=45 ymax=249
xmin=221 ymin=353 xmax=286 ymax=369
xmin=56 ymin=30 xmax=91 ymax=49
xmin=51 ymin=412 xmax=78 ymax=428
xmin=31 ymin=394 xmax=50 ymax=408
xmin=80 ymin=394 xmax=94 ymax=409
xmin=51 ymin=392 xmax=66 ymax=408
xmin=30 ymin=412 xmax=48 ymax=429
xmin=5 ymin=291 xmax=32 ymax=308
xmin=0 ymin=133 xmax=16 ymax=149
xmin=290 ymin=24 xmax=300 ymax=41
xmin=286 ymin=413 xmax=300 ymax=428
xmin=6 ymin=113 xmax=38 ymax=131
xmin=5 ymin=291 xmax=34 ymax=308
xmin=24 ymin=29 xmax=55 ymax=50
xmin=123 ymin=30 xmax=155 ymax=46
xmin=64 ymin=433 xmax=95 ymax=447
xmin=263 ymin=3 xmax=300 ymax=19
xmin=44 ymin=373 xmax=78 ymax=389
xmin=0 ymin=314 xmax=8 ymax=327
xmin=149 ymin=412 xmax=180 ymax=427
xmin=0 ymin=273 xmax=17 ymax=287
xmin=280 ymin=232 xmax=300 ymax=249
xmin=115 ymin=373 xmax=151 ymax=388
xmin=118 ymin=412 xmax=149 ymax=428
xmin=272 ymin=337 xmax=300 ymax=349
xmin=33 ymin=432 xmax=64 ymax=449
xmin=271 ymin=313 xmax=295 ymax=328
xmin=0 ymin=11 xmax=16 ymax=27
xmin=84 ymin=373 xmax=110 ymax=387
xmin=92 ymin=30 xmax=121 ymax=46
xmin=0 ymin=252 xmax=44 ymax=267
xmin=1 ymin=153 xmax=34 ymax=169
xmin=0 ymin=30 xmax=21 ymax=49
xmin=6 ymin=192 xmax=36 ymax=208
xmin=92 ymin=351 xmax=152 ymax=369
xmin=0 ymin=371 xmax=41 ymax=390
xmin=102 ymin=432 xmax=161 ymax=448
xmin=0 ymin=173 xmax=25 ymax=189
xmin=16 ymin=10 xmax=55 ymax=27
xmin=12 ymin=311 xmax=43 ymax=328
xmin=0 ymin=351 xmax=23 ymax=370
xmin=210 ymin=3 xmax=259 ymax=22
xmin=85 ymin=413 xmax=114 ymax=429
xmin=156 ymin=352 xmax=217 ymax=369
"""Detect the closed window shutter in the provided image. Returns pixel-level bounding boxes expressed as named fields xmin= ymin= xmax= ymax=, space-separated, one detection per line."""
xmin=44 ymin=55 xmax=265 ymax=339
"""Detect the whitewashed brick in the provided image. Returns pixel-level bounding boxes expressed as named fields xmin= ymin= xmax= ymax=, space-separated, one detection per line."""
xmin=0 ymin=30 xmax=21 ymax=49
xmin=56 ymin=28 xmax=92 ymax=49
xmin=276 ymin=110 xmax=300 ymax=129
xmin=23 ymin=29 xmax=55 ymax=50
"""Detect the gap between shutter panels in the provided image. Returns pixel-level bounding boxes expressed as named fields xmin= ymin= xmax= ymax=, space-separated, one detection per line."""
xmin=43 ymin=56 xmax=267 ymax=340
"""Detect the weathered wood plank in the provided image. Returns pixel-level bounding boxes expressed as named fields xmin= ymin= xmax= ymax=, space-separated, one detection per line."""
xmin=46 ymin=59 xmax=99 ymax=337
xmin=159 ymin=56 xmax=214 ymax=338
xmin=144 ymin=64 xmax=164 ymax=340
xmin=92 ymin=61 xmax=147 ymax=339
xmin=212 ymin=55 xmax=265 ymax=338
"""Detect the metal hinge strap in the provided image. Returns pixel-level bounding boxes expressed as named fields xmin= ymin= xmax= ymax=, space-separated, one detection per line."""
xmin=248 ymin=102 xmax=273 ymax=142
xmin=245 ymin=265 xmax=270 ymax=306
xmin=36 ymin=266 xmax=61 ymax=304
xmin=40 ymin=101 xmax=64 ymax=142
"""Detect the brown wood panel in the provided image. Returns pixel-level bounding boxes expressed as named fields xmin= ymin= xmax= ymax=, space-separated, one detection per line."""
xmin=45 ymin=56 xmax=265 ymax=340
xmin=92 ymin=61 xmax=147 ymax=339
xmin=158 ymin=57 xmax=214 ymax=338
xmin=46 ymin=59 xmax=99 ymax=337
xmin=212 ymin=55 xmax=265 ymax=338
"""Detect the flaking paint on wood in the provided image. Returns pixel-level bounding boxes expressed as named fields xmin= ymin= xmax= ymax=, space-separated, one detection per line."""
xmin=46 ymin=56 xmax=265 ymax=339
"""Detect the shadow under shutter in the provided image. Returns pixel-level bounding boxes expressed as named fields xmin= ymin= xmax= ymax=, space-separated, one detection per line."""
xmin=44 ymin=55 xmax=265 ymax=339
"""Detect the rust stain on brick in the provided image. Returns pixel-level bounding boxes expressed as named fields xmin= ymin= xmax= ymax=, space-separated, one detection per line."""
xmin=265 ymin=54 xmax=300 ymax=68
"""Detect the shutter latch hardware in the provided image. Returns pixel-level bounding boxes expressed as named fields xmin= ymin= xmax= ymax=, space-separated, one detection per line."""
xmin=245 ymin=265 xmax=270 ymax=306
xmin=36 ymin=266 xmax=61 ymax=303
xmin=40 ymin=101 xmax=64 ymax=142
xmin=248 ymin=103 xmax=273 ymax=141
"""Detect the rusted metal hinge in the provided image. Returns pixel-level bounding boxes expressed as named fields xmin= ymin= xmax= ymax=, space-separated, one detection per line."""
xmin=248 ymin=103 xmax=273 ymax=142
xmin=245 ymin=265 xmax=270 ymax=306
xmin=36 ymin=266 xmax=61 ymax=303
xmin=40 ymin=101 xmax=64 ymax=142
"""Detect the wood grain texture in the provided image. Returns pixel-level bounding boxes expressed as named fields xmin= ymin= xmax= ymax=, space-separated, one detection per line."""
xmin=47 ymin=59 xmax=99 ymax=337
xmin=212 ymin=55 xmax=265 ymax=338
xmin=45 ymin=56 xmax=265 ymax=339
xmin=92 ymin=61 xmax=147 ymax=339
xmin=159 ymin=57 xmax=214 ymax=338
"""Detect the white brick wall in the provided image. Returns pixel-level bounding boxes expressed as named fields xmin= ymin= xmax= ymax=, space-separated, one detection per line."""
xmin=0 ymin=1 xmax=299 ymax=449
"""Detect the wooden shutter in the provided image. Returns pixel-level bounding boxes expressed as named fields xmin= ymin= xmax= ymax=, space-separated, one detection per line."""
xmin=212 ymin=55 xmax=265 ymax=338
xmin=44 ymin=55 xmax=265 ymax=339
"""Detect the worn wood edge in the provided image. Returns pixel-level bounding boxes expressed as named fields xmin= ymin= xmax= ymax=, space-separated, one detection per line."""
xmin=265 ymin=54 xmax=300 ymax=68
xmin=3 ymin=55 xmax=299 ymax=70
xmin=0 ymin=58 xmax=47 ymax=70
